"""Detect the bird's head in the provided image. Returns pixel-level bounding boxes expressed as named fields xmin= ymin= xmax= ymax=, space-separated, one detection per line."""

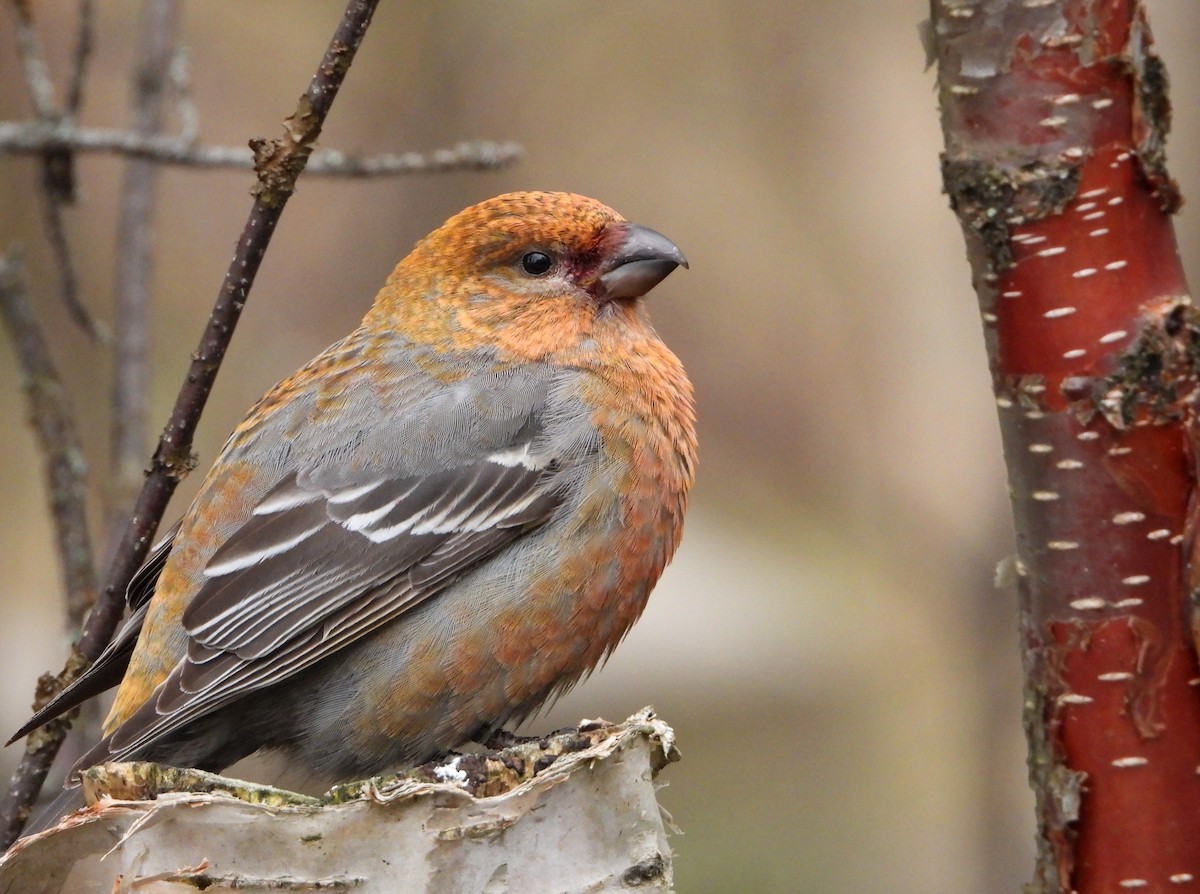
xmin=369 ymin=191 xmax=687 ymax=360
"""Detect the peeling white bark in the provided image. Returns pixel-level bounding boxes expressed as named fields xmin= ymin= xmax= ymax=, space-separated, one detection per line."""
xmin=0 ymin=709 xmax=677 ymax=893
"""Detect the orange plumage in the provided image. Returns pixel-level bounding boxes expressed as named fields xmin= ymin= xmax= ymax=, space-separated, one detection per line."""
xmin=17 ymin=191 xmax=696 ymax=796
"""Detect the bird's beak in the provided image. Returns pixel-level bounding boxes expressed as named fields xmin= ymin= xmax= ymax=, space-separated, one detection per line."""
xmin=596 ymin=222 xmax=688 ymax=301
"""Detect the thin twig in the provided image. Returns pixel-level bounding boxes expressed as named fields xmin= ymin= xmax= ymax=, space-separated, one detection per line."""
xmin=168 ymin=48 xmax=198 ymax=145
xmin=106 ymin=0 xmax=182 ymax=563
xmin=8 ymin=0 xmax=105 ymax=341
xmin=0 ymin=251 xmax=98 ymax=647
xmin=36 ymin=190 xmax=104 ymax=342
xmin=304 ymin=141 xmax=524 ymax=176
xmin=8 ymin=1 xmax=74 ymax=200
xmin=64 ymin=0 xmax=95 ymax=118
xmin=0 ymin=249 xmax=99 ymax=839
xmin=0 ymin=122 xmax=524 ymax=176
xmin=10 ymin=2 xmax=58 ymax=119
xmin=0 ymin=0 xmax=384 ymax=850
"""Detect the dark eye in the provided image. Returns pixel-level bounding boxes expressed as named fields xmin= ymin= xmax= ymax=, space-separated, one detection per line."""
xmin=520 ymin=251 xmax=553 ymax=276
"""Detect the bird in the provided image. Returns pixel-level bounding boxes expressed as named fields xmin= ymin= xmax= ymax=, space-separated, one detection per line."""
xmin=11 ymin=191 xmax=696 ymax=821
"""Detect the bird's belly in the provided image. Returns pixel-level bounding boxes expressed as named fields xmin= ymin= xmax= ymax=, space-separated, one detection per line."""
xmin=272 ymin=516 xmax=660 ymax=781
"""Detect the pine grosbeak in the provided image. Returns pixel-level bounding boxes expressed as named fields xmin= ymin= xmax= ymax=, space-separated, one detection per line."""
xmin=14 ymin=191 xmax=696 ymax=791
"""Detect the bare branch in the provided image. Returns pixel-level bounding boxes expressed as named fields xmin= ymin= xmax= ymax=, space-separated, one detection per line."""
xmin=0 ymin=0 xmax=384 ymax=850
xmin=9 ymin=2 xmax=59 ymax=119
xmin=0 ymin=250 xmax=98 ymax=641
xmin=167 ymin=48 xmax=198 ymax=145
xmin=8 ymin=0 xmax=105 ymax=342
xmin=37 ymin=187 xmax=105 ymax=343
xmin=0 ymin=122 xmax=524 ymax=176
xmin=64 ymin=0 xmax=95 ymax=118
xmin=304 ymin=141 xmax=524 ymax=176
xmin=0 ymin=249 xmax=99 ymax=841
xmin=106 ymin=0 xmax=183 ymax=558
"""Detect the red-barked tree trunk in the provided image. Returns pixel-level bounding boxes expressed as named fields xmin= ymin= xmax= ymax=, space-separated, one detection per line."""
xmin=931 ymin=2 xmax=1200 ymax=891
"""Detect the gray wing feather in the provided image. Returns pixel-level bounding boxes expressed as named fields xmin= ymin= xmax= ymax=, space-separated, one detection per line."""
xmin=102 ymin=358 xmax=585 ymax=760
xmin=108 ymin=474 xmax=556 ymax=756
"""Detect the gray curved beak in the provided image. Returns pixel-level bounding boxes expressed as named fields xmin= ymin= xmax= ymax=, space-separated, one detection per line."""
xmin=597 ymin=223 xmax=688 ymax=301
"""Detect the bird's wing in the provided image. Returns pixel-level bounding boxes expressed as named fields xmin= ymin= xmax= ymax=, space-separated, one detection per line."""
xmin=7 ymin=522 xmax=181 ymax=744
xmin=98 ymin=364 xmax=582 ymax=761
xmin=126 ymin=522 xmax=180 ymax=611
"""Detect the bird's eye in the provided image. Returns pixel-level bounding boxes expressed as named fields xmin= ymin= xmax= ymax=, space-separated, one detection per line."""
xmin=520 ymin=251 xmax=553 ymax=276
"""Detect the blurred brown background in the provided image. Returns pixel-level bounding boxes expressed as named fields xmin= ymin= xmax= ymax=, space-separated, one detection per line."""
xmin=3 ymin=2 xmax=1200 ymax=891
